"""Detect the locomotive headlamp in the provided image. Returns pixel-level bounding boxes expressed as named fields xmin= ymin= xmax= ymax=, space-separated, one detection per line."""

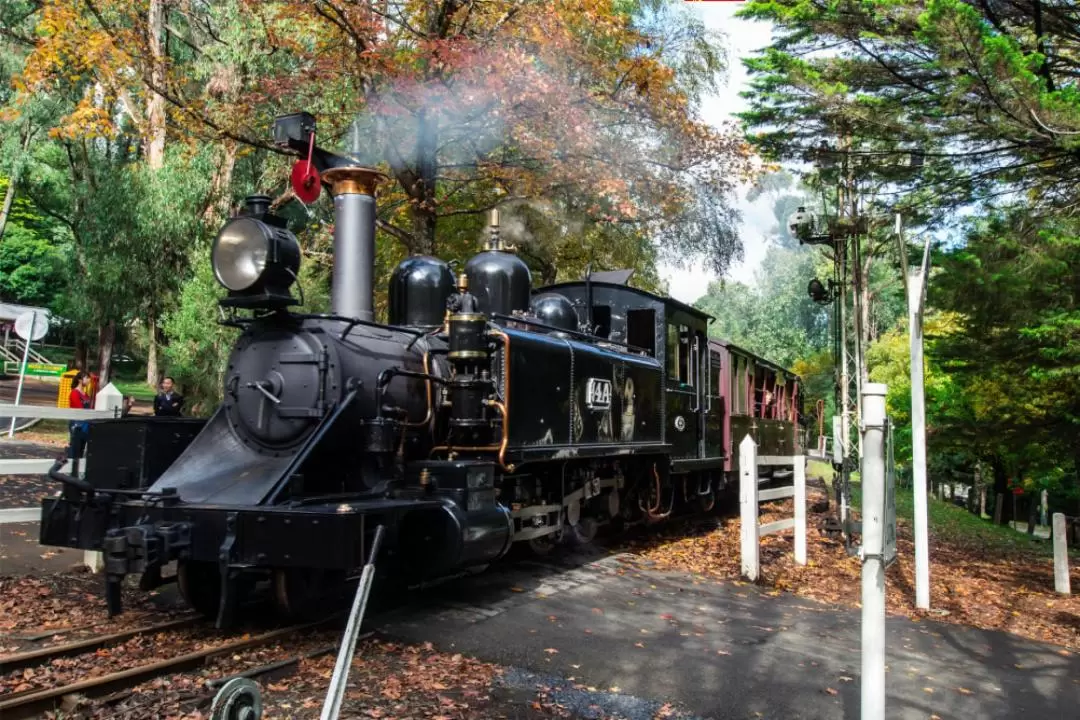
xmin=788 ymin=206 xmax=813 ymax=242
xmin=213 ymin=196 xmax=301 ymax=308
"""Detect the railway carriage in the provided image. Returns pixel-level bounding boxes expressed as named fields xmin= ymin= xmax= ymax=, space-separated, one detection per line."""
xmin=37 ymin=113 xmax=804 ymax=626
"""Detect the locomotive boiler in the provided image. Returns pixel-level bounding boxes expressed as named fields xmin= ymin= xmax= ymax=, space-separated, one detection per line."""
xmin=38 ymin=113 xmax=805 ymax=627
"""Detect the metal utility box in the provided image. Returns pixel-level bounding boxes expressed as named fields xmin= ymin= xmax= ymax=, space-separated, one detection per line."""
xmin=84 ymin=418 xmax=206 ymax=490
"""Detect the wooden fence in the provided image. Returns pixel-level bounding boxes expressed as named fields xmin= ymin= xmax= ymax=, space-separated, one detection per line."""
xmin=739 ymin=434 xmax=807 ymax=582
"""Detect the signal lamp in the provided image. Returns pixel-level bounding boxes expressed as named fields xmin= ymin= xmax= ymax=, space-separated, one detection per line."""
xmin=807 ymin=278 xmax=835 ymax=305
xmin=212 ymin=196 xmax=301 ymax=309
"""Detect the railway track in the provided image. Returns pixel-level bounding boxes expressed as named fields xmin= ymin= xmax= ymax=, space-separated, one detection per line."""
xmin=0 ymin=614 xmax=346 ymax=719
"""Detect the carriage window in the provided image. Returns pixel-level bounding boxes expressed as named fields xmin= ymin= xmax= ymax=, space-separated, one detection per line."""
xmin=730 ymin=357 xmax=742 ymax=413
xmin=591 ymin=305 xmax=611 ymax=338
xmin=666 ymin=323 xmax=693 ymax=386
xmin=711 ymin=353 xmax=723 ymax=397
xmin=627 ymin=309 xmax=655 ymax=355
xmin=666 ymin=324 xmax=679 ymax=377
xmin=660 ymin=321 xmax=695 ymax=386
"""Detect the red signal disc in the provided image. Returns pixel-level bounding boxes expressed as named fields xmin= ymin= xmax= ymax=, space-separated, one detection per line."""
xmin=290 ymin=161 xmax=321 ymax=203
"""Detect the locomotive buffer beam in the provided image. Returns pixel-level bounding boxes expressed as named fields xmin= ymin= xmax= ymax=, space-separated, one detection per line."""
xmin=103 ymin=520 xmax=193 ymax=616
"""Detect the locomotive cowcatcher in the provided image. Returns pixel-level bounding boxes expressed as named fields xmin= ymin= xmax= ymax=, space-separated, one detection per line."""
xmin=38 ymin=113 xmax=805 ymax=627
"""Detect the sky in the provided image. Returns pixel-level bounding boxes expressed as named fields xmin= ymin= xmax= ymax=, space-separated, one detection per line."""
xmin=656 ymin=3 xmax=777 ymax=305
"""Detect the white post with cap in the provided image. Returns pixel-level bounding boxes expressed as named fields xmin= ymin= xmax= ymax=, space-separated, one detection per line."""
xmin=861 ymin=382 xmax=888 ymax=720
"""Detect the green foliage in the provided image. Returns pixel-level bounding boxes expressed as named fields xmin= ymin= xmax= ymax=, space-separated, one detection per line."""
xmin=928 ymin=211 xmax=1080 ymax=498
xmin=0 ymin=223 xmax=67 ymax=306
xmin=161 ymin=256 xmax=236 ymax=414
xmin=737 ymin=0 xmax=1080 ymax=215
xmin=696 ymin=244 xmax=828 ymax=368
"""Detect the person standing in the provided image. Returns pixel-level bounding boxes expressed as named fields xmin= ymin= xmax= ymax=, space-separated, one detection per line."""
xmin=154 ymin=376 xmax=184 ymax=417
xmin=67 ymin=371 xmax=92 ymax=469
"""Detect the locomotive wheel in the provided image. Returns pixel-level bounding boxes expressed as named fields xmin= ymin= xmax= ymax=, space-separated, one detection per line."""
xmin=210 ymin=677 xmax=262 ymax=720
xmin=699 ymin=489 xmax=716 ymax=513
xmin=607 ymin=489 xmax=620 ymax=519
xmin=273 ymin=568 xmax=346 ymax=619
xmin=570 ymin=516 xmax=599 ymax=545
xmin=177 ymin=561 xmax=223 ymax=619
xmin=527 ymin=535 xmax=557 ymax=556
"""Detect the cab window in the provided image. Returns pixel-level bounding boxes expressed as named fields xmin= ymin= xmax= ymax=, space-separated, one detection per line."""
xmin=666 ymin=323 xmax=693 ymax=386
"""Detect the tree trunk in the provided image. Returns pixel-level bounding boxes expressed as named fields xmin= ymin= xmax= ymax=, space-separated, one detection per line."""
xmin=145 ymin=314 xmax=159 ymax=389
xmin=146 ymin=0 xmax=167 ymax=170
xmin=0 ymin=171 xmax=19 ymax=242
xmin=203 ymin=140 xmax=238 ymax=224
xmin=1026 ymin=494 xmax=1037 ymax=535
xmin=97 ymin=320 xmax=116 ymax=386
xmin=991 ymin=457 xmax=1013 ymax=526
xmin=0 ymin=127 xmax=34 ymax=241
xmin=74 ymin=338 xmax=88 ymax=371
xmin=860 ymin=243 xmax=873 ymax=350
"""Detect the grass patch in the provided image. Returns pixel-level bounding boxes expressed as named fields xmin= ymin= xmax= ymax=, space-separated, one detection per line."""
xmin=109 ymin=368 xmax=157 ymax=402
xmin=841 ymin=478 xmax=1075 ymax=560
xmin=110 ymin=379 xmax=157 ymax=402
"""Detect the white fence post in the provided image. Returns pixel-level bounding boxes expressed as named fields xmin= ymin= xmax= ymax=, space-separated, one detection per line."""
xmin=794 ymin=457 xmax=807 ymax=566
xmin=1053 ymin=513 xmax=1071 ymax=596
xmin=861 ymin=383 xmax=888 ymax=720
xmin=740 ymin=435 xmax=759 ymax=582
xmin=740 ymin=433 xmax=807 ymax=578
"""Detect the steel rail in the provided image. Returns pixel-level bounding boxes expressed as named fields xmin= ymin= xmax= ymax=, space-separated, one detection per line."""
xmin=0 ymin=615 xmax=202 ymax=673
xmin=0 ymin=616 xmax=336 ymax=720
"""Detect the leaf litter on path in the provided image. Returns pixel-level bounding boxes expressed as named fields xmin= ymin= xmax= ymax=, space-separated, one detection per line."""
xmin=620 ymin=478 xmax=1080 ymax=649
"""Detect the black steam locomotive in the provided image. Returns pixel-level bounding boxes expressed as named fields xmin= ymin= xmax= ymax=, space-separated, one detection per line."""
xmin=39 ymin=113 xmax=804 ymax=627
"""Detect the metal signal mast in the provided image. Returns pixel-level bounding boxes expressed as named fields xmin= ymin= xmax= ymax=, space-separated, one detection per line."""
xmin=790 ymin=138 xmax=868 ymax=549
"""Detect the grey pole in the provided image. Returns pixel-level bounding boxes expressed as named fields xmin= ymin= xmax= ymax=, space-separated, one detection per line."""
xmin=8 ymin=312 xmax=35 ymax=438
xmin=908 ymin=236 xmax=932 ymax=610
xmin=321 ymin=524 xmax=385 ymax=720
xmin=322 ymin=168 xmax=382 ymax=322
xmin=861 ymin=382 xmax=888 ymax=720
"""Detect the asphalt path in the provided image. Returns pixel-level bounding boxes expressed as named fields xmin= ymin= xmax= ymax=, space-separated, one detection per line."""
xmin=375 ymin=549 xmax=1080 ymax=720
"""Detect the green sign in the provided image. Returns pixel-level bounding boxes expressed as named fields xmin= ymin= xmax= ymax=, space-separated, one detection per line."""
xmin=4 ymin=361 xmax=67 ymax=377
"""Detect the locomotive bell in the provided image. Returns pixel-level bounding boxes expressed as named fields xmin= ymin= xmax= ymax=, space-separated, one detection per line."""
xmin=463 ymin=208 xmax=532 ymax=317
xmin=212 ymin=196 xmax=301 ymax=309
xmin=389 ymin=255 xmax=455 ymax=327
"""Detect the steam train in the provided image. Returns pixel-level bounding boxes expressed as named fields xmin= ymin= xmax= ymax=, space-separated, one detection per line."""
xmin=38 ymin=113 xmax=804 ymax=627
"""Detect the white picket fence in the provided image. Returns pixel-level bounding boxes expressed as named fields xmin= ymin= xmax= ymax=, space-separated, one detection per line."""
xmin=0 ymin=386 xmax=121 ymax=526
xmin=0 ymin=387 xmax=123 ymax=571
xmin=0 ymin=403 xmax=117 ymax=507
xmin=739 ymin=434 xmax=807 ymax=581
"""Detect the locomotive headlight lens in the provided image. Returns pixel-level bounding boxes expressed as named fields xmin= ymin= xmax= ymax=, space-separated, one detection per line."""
xmin=213 ymin=217 xmax=271 ymax=292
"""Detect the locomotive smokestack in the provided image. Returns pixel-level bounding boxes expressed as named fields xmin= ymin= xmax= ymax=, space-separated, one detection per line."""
xmin=322 ymin=167 xmax=383 ymax=321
